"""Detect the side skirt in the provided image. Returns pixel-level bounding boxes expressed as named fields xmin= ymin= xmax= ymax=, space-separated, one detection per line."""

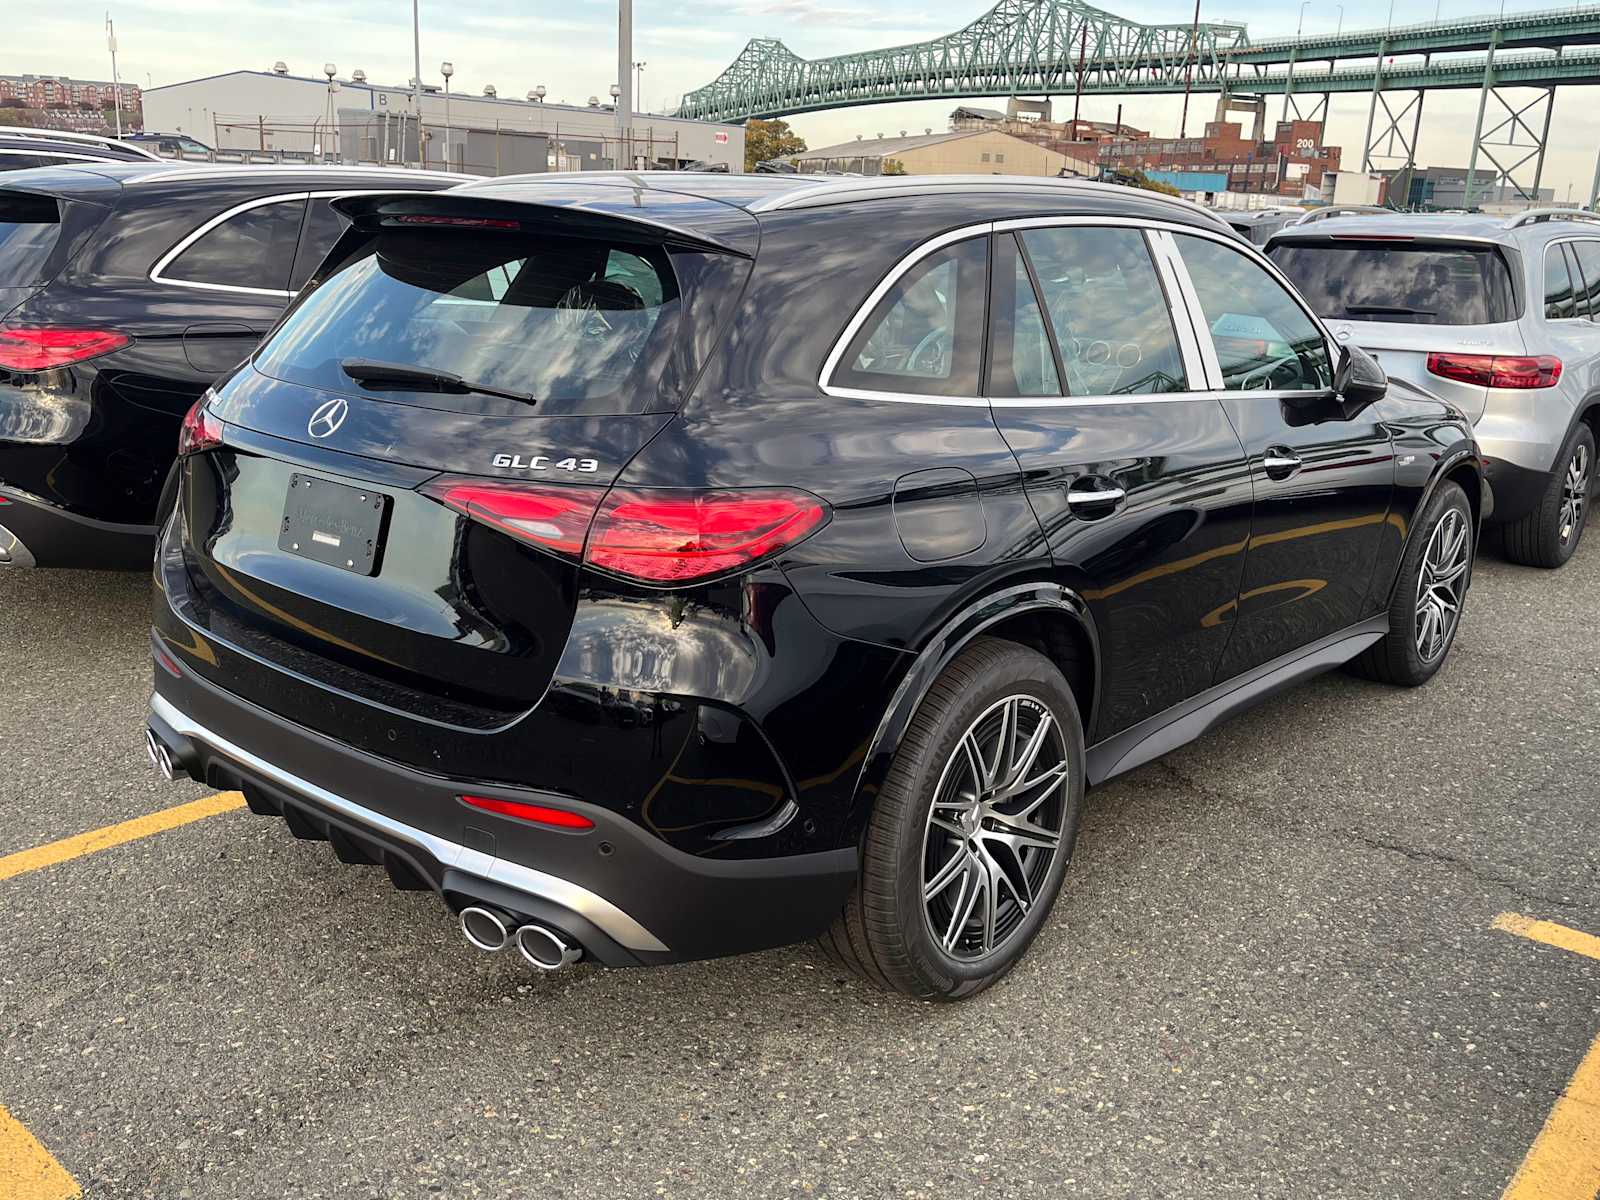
xmin=1084 ymin=616 xmax=1389 ymax=786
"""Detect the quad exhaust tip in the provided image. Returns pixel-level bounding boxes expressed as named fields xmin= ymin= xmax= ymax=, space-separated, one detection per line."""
xmin=514 ymin=923 xmax=583 ymax=972
xmin=459 ymin=905 xmax=512 ymax=953
xmin=458 ymin=906 xmax=583 ymax=971
xmin=145 ymin=728 xmax=177 ymax=782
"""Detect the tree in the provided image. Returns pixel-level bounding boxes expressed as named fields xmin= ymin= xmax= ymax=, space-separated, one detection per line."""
xmin=881 ymin=158 xmax=907 ymax=176
xmin=1125 ymin=169 xmax=1180 ymax=197
xmin=744 ymin=118 xmax=806 ymax=172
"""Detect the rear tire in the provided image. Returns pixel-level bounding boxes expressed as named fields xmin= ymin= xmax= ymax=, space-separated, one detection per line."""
xmin=1501 ymin=423 xmax=1593 ymax=569
xmin=1349 ymin=480 xmax=1472 ymax=687
xmin=821 ymin=637 xmax=1085 ymax=1000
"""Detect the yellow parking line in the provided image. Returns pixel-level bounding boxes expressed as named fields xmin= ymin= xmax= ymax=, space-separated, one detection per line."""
xmin=1494 ymin=913 xmax=1600 ymax=1200
xmin=1495 ymin=912 xmax=1600 ymax=963
xmin=0 ymin=1103 xmax=79 ymax=1199
xmin=0 ymin=792 xmax=244 ymax=884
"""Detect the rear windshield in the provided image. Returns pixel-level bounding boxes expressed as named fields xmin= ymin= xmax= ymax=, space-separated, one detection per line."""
xmin=254 ymin=227 xmax=684 ymax=415
xmin=1268 ymin=240 xmax=1517 ymax=325
xmin=0 ymin=192 xmax=63 ymax=287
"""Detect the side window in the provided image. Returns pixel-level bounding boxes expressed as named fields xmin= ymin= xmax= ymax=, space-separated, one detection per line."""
xmin=287 ymin=198 xmax=350 ymax=292
xmin=1572 ymin=241 xmax=1600 ymax=322
xmin=1545 ymin=244 xmax=1578 ymax=320
xmin=987 ymin=233 xmax=1061 ymax=398
xmin=1021 ymin=225 xmax=1187 ymax=395
xmin=833 ymin=236 xmax=987 ymax=396
xmin=161 ymin=198 xmax=306 ymax=292
xmin=1174 ymin=233 xmax=1332 ymax=392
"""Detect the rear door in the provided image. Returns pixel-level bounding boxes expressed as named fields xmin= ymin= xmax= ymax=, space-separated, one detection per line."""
xmin=985 ymin=219 xmax=1254 ymax=740
xmin=1268 ymin=234 xmax=1523 ymax=422
xmin=1172 ymin=231 xmax=1394 ymax=679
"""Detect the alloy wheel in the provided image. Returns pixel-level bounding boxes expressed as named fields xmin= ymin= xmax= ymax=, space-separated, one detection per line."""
xmin=1415 ymin=507 xmax=1469 ymax=664
xmin=1559 ymin=442 xmax=1590 ymax=547
xmin=920 ymin=695 xmax=1070 ymax=961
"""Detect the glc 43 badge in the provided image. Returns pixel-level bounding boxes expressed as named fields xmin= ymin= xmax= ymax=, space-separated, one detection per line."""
xmin=491 ymin=454 xmax=600 ymax=473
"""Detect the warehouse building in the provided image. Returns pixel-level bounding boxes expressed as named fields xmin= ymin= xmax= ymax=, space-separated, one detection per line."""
xmin=141 ymin=67 xmax=743 ymax=175
xmin=779 ymin=130 xmax=1095 ymax=178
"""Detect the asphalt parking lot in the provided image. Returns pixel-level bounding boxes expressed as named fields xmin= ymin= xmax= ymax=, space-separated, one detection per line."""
xmin=0 ymin=532 xmax=1596 ymax=1199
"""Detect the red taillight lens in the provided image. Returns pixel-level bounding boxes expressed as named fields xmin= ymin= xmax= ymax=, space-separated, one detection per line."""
xmin=421 ymin=479 xmax=829 ymax=585
xmin=394 ymin=214 xmax=520 ymax=230
xmin=0 ymin=327 xmax=130 ymax=371
xmin=1427 ymin=352 xmax=1562 ymax=390
xmin=459 ymin=794 xmax=594 ymax=830
xmin=589 ymin=488 xmax=828 ymax=583
xmin=177 ymin=397 xmax=224 ymax=456
xmin=420 ymin=480 xmax=608 ymax=555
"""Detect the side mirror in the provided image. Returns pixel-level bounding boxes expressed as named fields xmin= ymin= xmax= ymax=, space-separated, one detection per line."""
xmin=1335 ymin=343 xmax=1387 ymax=410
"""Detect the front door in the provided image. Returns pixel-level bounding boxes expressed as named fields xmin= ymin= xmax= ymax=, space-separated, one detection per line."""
xmin=986 ymin=222 xmax=1255 ymax=741
xmin=1168 ymin=231 xmax=1396 ymax=680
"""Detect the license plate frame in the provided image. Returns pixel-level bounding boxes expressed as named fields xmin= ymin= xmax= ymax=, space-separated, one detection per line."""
xmin=278 ymin=473 xmax=390 ymax=576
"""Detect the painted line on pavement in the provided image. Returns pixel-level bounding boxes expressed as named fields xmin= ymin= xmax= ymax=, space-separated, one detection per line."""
xmin=0 ymin=792 xmax=244 ymax=884
xmin=0 ymin=1102 xmax=79 ymax=1200
xmin=1494 ymin=912 xmax=1600 ymax=1200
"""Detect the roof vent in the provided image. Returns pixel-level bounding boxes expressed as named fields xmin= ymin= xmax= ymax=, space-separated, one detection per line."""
xmin=272 ymin=61 xmax=288 ymax=75
xmin=351 ymin=69 xmax=367 ymax=83
xmin=588 ymin=95 xmax=601 ymax=107
xmin=483 ymin=83 xmax=497 ymax=97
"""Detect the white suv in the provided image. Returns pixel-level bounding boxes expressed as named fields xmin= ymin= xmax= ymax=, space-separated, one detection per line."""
xmin=1270 ymin=209 xmax=1597 ymax=567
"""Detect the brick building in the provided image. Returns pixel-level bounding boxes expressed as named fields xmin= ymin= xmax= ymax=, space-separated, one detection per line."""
xmin=1098 ymin=118 xmax=1340 ymax=198
xmin=0 ymin=74 xmax=142 ymax=110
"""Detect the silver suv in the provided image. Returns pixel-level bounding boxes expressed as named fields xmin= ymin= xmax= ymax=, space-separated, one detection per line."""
xmin=1269 ymin=209 xmax=1597 ymax=567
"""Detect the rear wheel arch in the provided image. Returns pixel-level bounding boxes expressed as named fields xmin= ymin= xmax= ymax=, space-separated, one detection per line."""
xmin=847 ymin=582 xmax=1099 ymax=843
xmin=1388 ymin=447 xmax=1482 ymax=605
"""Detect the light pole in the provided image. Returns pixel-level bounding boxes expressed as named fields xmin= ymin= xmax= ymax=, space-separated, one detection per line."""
xmin=411 ymin=0 xmax=423 ymax=167
xmin=1283 ymin=0 xmax=1311 ymax=123
xmin=633 ymin=60 xmax=646 ymax=111
xmin=616 ymin=0 xmax=632 ymax=159
xmin=323 ymin=63 xmax=338 ymax=161
xmin=440 ymin=60 xmax=454 ymax=171
xmin=105 ymin=14 xmax=122 ymax=139
xmin=1336 ymin=5 xmax=1344 ymax=35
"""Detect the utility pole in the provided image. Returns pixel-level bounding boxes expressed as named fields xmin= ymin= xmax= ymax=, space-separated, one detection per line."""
xmin=1071 ymin=24 xmax=1088 ymax=127
xmin=105 ymin=14 xmax=122 ymax=138
xmin=617 ymin=0 xmax=633 ymax=167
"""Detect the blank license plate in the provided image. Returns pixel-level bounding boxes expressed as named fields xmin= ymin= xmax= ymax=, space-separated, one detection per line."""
xmin=278 ymin=473 xmax=389 ymax=576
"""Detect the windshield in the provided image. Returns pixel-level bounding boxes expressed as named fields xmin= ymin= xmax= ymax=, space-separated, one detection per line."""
xmin=254 ymin=227 xmax=684 ymax=415
xmin=1268 ymin=240 xmax=1517 ymax=325
xmin=0 ymin=192 xmax=63 ymax=287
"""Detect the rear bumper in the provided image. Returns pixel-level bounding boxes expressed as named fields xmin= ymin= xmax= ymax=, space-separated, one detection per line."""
xmin=0 ymin=486 xmax=154 ymax=569
xmin=1479 ymin=456 xmax=1550 ymax=524
xmin=147 ymin=657 xmax=859 ymax=967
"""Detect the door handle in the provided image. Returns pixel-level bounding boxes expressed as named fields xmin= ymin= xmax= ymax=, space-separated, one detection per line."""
xmin=1065 ymin=481 xmax=1127 ymax=513
xmin=1262 ymin=448 xmax=1303 ymax=480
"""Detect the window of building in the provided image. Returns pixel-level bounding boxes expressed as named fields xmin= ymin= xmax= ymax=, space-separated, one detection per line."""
xmin=995 ymin=153 xmax=1005 ymax=163
xmin=981 ymin=152 xmax=991 ymax=163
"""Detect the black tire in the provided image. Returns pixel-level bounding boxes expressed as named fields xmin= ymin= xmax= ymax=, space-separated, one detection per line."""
xmin=820 ymin=637 xmax=1086 ymax=1000
xmin=1349 ymin=480 xmax=1473 ymax=687
xmin=1501 ymin=423 xmax=1594 ymax=569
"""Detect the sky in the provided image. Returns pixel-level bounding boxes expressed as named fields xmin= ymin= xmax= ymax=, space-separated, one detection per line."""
xmin=6 ymin=0 xmax=1600 ymax=198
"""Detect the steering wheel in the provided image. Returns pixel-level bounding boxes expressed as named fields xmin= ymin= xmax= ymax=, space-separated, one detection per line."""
xmin=1239 ymin=353 xmax=1302 ymax=391
xmin=909 ymin=327 xmax=951 ymax=376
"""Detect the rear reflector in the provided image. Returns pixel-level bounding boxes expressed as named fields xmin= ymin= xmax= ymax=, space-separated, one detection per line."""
xmin=177 ymin=395 xmax=225 ymax=456
xmin=0 ymin=327 xmax=130 ymax=371
xmin=1426 ymin=352 xmax=1562 ymax=390
xmin=420 ymin=479 xmax=829 ymax=585
xmin=459 ymin=794 xmax=595 ymax=830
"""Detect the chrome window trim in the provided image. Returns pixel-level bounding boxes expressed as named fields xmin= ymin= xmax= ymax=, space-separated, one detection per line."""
xmin=149 ymin=189 xmax=422 ymax=299
xmin=149 ymin=693 xmax=672 ymax=954
xmin=1145 ymin=229 xmax=1217 ymax=388
xmin=0 ymin=148 xmax=120 ymax=163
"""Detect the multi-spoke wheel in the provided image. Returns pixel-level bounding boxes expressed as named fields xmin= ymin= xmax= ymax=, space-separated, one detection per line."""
xmin=818 ymin=637 xmax=1085 ymax=1000
xmin=1502 ymin=423 xmax=1594 ymax=569
xmin=1414 ymin=506 xmax=1469 ymax=665
xmin=1350 ymin=479 xmax=1473 ymax=687
xmin=921 ymin=696 xmax=1068 ymax=960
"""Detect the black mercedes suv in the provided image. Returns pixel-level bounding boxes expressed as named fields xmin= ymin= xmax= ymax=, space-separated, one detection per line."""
xmin=145 ymin=174 xmax=1486 ymax=999
xmin=0 ymin=162 xmax=462 ymax=568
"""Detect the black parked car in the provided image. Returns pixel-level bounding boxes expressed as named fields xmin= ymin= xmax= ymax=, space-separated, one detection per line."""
xmin=0 ymin=125 xmax=161 ymax=173
xmin=0 ymin=162 xmax=464 ymax=568
xmin=145 ymin=174 xmax=1486 ymax=998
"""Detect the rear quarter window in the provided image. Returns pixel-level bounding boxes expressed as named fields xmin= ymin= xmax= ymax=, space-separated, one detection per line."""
xmin=158 ymin=198 xmax=306 ymax=293
xmin=0 ymin=192 xmax=63 ymax=286
xmin=1268 ymin=239 xmax=1517 ymax=325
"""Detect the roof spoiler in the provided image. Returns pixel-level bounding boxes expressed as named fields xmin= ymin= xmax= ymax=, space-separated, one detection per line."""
xmin=330 ymin=191 xmax=755 ymax=258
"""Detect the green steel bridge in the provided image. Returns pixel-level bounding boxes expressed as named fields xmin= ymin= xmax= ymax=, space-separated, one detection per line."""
xmin=676 ymin=0 xmax=1600 ymax=204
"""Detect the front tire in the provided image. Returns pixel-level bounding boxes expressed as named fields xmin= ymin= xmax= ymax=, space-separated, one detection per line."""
xmin=1501 ymin=423 xmax=1593 ymax=569
xmin=819 ymin=637 xmax=1085 ymax=1000
xmin=1350 ymin=479 xmax=1473 ymax=687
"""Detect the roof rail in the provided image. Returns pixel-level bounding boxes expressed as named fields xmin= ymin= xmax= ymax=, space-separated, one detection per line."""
xmin=0 ymin=124 xmax=161 ymax=160
xmin=1292 ymin=204 xmax=1391 ymax=225
xmin=1502 ymin=207 xmax=1600 ymax=230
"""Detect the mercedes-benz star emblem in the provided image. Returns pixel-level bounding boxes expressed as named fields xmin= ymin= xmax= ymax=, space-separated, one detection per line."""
xmin=307 ymin=397 xmax=349 ymax=439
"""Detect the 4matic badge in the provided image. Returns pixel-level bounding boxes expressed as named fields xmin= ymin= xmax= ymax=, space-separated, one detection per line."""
xmin=491 ymin=453 xmax=600 ymax=473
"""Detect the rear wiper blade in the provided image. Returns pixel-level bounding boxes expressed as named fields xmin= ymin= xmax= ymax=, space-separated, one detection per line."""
xmin=1343 ymin=304 xmax=1436 ymax=316
xmin=340 ymin=358 xmax=536 ymax=406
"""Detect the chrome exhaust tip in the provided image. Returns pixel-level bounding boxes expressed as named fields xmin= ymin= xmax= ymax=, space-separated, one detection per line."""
xmin=514 ymin=923 xmax=583 ymax=972
xmin=459 ymin=906 xmax=511 ymax=953
xmin=145 ymin=728 xmax=177 ymax=782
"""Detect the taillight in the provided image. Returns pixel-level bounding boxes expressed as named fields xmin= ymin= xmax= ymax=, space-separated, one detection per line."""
xmin=177 ymin=395 xmax=224 ymax=456
xmin=1427 ymin=352 xmax=1562 ymax=390
xmin=420 ymin=479 xmax=829 ymax=585
xmin=0 ymin=327 xmax=130 ymax=371
xmin=459 ymin=794 xmax=594 ymax=830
